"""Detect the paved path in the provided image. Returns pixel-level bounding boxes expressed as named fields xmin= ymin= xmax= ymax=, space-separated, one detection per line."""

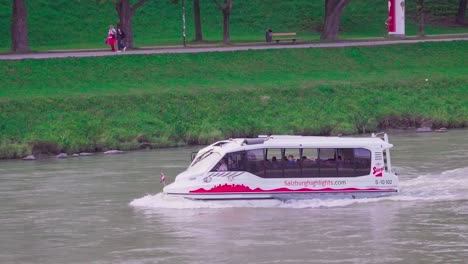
xmin=1 ymin=37 xmax=467 ymax=60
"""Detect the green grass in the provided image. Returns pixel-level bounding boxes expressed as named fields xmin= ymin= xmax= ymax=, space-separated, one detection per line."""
xmin=0 ymin=41 xmax=467 ymax=158
xmin=1 ymin=42 xmax=467 ymax=99
xmin=0 ymin=0 xmax=467 ymax=52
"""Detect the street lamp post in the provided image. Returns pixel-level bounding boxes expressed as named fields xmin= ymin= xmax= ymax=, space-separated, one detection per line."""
xmin=182 ymin=0 xmax=186 ymax=47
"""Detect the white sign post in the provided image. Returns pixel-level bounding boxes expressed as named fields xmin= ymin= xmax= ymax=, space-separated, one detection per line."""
xmin=388 ymin=0 xmax=405 ymax=38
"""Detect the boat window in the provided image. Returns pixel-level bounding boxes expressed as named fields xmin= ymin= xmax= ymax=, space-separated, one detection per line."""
xmin=354 ymin=148 xmax=371 ymax=176
xmin=212 ymin=141 xmax=231 ymax=147
xmin=337 ymin=148 xmax=354 ymax=176
xmin=228 ymin=151 xmax=246 ymax=171
xmin=284 ymin=148 xmax=301 ymax=178
xmin=266 ymin=148 xmax=282 ymax=162
xmin=212 ymin=158 xmax=228 ymax=172
xmin=319 ymin=148 xmax=337 ymax=177
xmin=210 ymin=151 xmax=246 ymax=172
xmin=237 ymin=148 xmax=372 ymax=178
xmin=332 ymin=148 xmax=371 ymax=177
xmin=246 ymin=149 xmax=265 ymax=177
xmin=187 ymin=151 xmax=221 ymax=174
xmin=301 ymin=148 xmax=319 ymax=177
xmin=191 ymin=149 xmax=214 ymax=167
xmin=265 ymin=148 xmax=282 ymax=178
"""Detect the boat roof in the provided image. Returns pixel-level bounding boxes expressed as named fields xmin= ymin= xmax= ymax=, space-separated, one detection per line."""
xmin=198 ymin=135 xmax=393 ymax=155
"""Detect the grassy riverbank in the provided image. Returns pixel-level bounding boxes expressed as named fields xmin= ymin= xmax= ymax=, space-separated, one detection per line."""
xmin=1 ymin=41 xmax=467 ymax=158
xmin=1 ymin=0 xmax=467 ymax=52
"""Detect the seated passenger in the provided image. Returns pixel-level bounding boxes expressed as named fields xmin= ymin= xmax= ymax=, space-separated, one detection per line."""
xmin=337 ymin=155 xmax=346 ymax=170
xmin=302 ymin=156 xmax=312 ymax=168
xmin=217 ymin=159 xmax=228 ymax=171
xmin=287 ymin=155 xmax=296 ymax=167
xmin=271 ymin=156 xmax=280 ymax=169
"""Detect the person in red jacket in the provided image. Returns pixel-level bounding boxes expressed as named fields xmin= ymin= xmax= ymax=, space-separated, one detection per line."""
xmin=106 ymin=25 xmax=117 ymax=52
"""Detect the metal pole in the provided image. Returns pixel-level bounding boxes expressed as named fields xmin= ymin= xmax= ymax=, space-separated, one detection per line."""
xmin=384 ymin=133 xmax=392 ymax=173
xmin=182 ymin=0 xmax=186 ymax=47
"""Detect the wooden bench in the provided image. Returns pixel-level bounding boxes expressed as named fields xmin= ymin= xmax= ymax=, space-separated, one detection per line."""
xmin=271 ymin=32 xmax=298 ymax=44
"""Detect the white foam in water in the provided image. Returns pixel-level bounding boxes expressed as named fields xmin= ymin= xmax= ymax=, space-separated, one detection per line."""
xmin=129 ymin=193 xmax=283 ymax=209
xmin=129 ymin=167 xmax=468 ymax=209
xmin=397 ymin=167 xmax=468 ymax=201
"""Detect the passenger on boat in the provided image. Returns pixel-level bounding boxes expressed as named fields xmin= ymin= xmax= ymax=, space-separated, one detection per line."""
xmin=337 ymin=155 xmax=344 ymax=169
xmin=301 ymin=156 xmax=312 ymax=168
xmin=271 ymin=156 xmax=280 ymax=169
xmin=217 ymin=159 xmax=228 ymax=171
xmin=287 ymin=155 xmax=296 ymax=167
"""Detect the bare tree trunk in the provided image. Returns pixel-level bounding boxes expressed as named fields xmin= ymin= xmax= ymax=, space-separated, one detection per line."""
xmin=11 ymin=0 xmax=29 ymax=53
xmin=193 ymin=0 xmax=203 ymax=41
xmin=320 ymin=0 xmax=351 ymax=40
xmin=418 ymin=0 xmax=425 ymax=37
xmin=222 ymin=10 xmax=230 ymax=44
xmin=212 ymin=0 xmax=233 ymax=44
xmin=456 ymin=0 xmax=467 ymax=25
xmin=116 ymin=0 xmax=147 ymax=49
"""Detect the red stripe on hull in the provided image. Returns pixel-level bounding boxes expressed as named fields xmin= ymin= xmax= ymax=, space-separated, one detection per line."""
xmin=189 ymin=184 xmax=396 ymax=194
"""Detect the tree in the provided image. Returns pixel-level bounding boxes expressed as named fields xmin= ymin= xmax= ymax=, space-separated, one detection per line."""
xmin=212 ymin=0 xmax=233 ymax=44
xmin=456 ymin=0 xmax=467 ymax=25
xmin=417 ymin=0 xmax=425 ymax=37
xmin=11 ymin=0 xmax=29 ymax=53
xmin=193 ymin=0 xmax=203 ymax=41
xmin=114 ymin=0 xmax=148 ymax=49
xmin=320 ymin=0 xmax=351 ymax=40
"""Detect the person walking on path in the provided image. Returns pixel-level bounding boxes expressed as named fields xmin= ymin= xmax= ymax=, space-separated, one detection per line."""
xmin=106 ymin=25 xmax=117 ymax=52
xmin=117 ymin=24 xmax=127 ymax=52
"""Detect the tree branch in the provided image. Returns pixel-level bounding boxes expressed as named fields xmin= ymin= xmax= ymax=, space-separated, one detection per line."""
xmin=131 ymin=0 xmax=148 ymax=11
xmin=115 ymin=1 xmax=122 ymax=17
xmin=212 ymin=0 xmax=224 ymax=11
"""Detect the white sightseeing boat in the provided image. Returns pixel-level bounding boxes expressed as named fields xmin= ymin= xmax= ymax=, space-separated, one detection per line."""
xmin=163 ymin=134 xmax=399 ymax=200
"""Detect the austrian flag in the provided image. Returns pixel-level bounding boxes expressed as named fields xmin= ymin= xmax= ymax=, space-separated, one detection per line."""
xmin=160 ymin=173 xmax=166 ymax=184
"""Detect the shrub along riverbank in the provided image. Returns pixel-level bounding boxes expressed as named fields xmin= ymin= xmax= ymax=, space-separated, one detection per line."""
xmin=0 ymin=41 xmax=467 ymax=159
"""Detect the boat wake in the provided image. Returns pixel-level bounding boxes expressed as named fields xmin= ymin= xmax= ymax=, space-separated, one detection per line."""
xmin=129 ymin=167 xmax=468 ymax=209
xmin=397 ymin=166 xmax=468 ymax=200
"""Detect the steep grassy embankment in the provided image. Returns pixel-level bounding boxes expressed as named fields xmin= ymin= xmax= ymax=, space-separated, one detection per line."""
xmin=0 ymin=41 xmax=467 ymax=158
xmin=0 ymin=0 xmax=467 ymax=52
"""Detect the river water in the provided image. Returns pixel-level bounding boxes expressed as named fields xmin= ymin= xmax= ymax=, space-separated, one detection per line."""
xmin=0 ymin=130 xmax=467 ymax=264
